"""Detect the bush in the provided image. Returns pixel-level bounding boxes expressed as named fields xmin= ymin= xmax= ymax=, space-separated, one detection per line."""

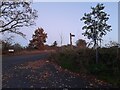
xmin=56 ymin=49 xmax=81 ymax=72
xmin=49 ymin=47 xmax=120 ymax=87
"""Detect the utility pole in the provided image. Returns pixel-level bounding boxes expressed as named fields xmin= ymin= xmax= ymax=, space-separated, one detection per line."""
xmin=70 ymin=33 xmax=75 ymax=48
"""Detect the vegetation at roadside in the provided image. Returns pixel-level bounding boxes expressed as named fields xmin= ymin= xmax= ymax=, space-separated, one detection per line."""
xmin=49 ymin=46 xmax=120 ymax=87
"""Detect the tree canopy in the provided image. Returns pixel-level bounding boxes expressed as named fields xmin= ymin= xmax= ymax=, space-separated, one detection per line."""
xmin=81 ymin=3 xmax=112 ymax=48
xmin=29 ymin=28 xmax=47 ymax=50
xmin=0 ymin=1 xmax=38 ymax=37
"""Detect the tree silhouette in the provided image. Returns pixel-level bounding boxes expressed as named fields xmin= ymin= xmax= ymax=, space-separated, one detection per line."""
xmin=52 ymin=41 xmax=57 ymax=47
xmin=81 ymin=3 xmax=112 ymax=63
xmin=0 ymin=1 xmax=38 ymax=37
xmin=105 ymin=41 xmax=120 ymax=48
xmin=13 ymin=43 xmax=23 ymax=51
xmin=29 ymin=28 xmax=47 ymax=50
xmin=1 ymin=35 xmax=14 ymax=53
xmin=81 ymin=3 xmax=112 ymax=48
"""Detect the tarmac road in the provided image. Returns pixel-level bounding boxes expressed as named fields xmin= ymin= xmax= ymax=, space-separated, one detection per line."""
xmin=2 ymin=52 xmax=112 ymax=88
xmin=2 ymin=52 xmax=90 ymax=88
xmin=2 ymin=53 xmax=48 ymax=70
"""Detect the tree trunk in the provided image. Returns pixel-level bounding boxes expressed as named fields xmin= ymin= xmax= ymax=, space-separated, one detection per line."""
xmin=94 ymin=40 xmax=98 ymax=64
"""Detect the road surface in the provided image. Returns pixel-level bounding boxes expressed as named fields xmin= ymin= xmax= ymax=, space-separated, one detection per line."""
xmin=2 ymin=53 xmax=48 ymax=70
xmin=2 ymin=52 xmax=112 ymax=88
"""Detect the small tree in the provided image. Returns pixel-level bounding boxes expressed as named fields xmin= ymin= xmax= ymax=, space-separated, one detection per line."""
xmin=81 ymin=4 xmax=111 ymax=63
xmin=76 ymin=39 xmax=87 ymax=48
xmin=81 ymin=3 xmax=112 ymax=48
xmin=29 ymin=28 xmax=47 ymax=50
xmin=0 ymin=1 xmax=38 ymax=37
xmin=52 ymin=41 xmax=57 ymax=47
xmin=81 ymin=3 xmax=112 ymax=63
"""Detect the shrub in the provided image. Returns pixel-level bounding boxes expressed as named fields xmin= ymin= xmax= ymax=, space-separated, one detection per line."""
xmin=49 ymin=47 xmax=120 ymax=87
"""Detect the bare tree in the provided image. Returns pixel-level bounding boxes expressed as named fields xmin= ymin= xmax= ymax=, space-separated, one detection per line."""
xmin=0 ymin=1 xmax=38 ymax=37
xmin=60 ymin=33 xmax=63 ymax=46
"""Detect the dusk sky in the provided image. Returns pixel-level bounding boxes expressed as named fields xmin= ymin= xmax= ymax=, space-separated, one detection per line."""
xmin=3 ymin=2 xmax=118 ymax=47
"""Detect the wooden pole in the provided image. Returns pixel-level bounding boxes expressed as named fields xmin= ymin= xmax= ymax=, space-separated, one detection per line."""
xmin=70 ymin=33 xmax=75 ymax=48
xmin=70 ymin=33 xmax=72 ymax=47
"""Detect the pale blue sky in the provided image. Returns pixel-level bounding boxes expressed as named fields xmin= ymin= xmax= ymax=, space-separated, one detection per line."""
xmin=10 ymin=2 xmax=118 ymax=46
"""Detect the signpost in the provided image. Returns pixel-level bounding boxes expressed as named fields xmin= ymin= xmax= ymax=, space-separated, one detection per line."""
xmin=70 ymin=33 xmax=75 ymax=48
